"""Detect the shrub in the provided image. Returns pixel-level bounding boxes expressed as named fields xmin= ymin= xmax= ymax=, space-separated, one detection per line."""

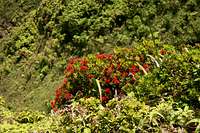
xmin=133 ymin=44 xmax=200 ymax=108
xmin=0 ymin=96 xmax=197 ymax=132
xmin=51 ymin=41 xmax=200 ymax=111
xmin=50 ymin=45 xmax=154 ymax=110
xmin=59 ymin=95 xmax=195 ymax=132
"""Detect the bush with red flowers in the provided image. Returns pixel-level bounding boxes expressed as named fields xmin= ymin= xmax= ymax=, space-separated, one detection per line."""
xmin=50 ymin=46 xmax=154 ymax=109
xmin=51 ymin=42 xmax=200 ymax=111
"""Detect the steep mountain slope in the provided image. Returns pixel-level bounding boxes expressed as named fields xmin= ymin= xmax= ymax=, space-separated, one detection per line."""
xmin=0 ymin=0 xmax=200 ymax=111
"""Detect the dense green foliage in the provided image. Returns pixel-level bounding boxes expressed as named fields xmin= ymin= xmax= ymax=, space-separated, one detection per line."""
xmin=1 ymin=96 xmax=200 ymax=132
xmin=134 ymin=44 xmax=200 ymax=107
xmin=1 ymin=0 xmax=200 ymax=82
xmin=0 ymin=0 xmax=40 ymax=38
xmin=0 ymin=0 xmax=200 ymax=132
xmin=1 ymin=0 xmax=200 ymax=111
xmin=1 ymin=0 xmax=200 ymax=56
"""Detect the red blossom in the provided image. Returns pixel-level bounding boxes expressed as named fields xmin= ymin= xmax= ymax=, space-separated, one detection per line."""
xmin=65 ymin=64 xmax=74 ymax=74
xmin=110 ymin=64 xmax=114 ymax=69
xmin=96 ymin=54 xmax=103 ymax=59
xmin=80 ymin=65 xmax=88 ymax=71
xmin=66 ymin=64 xmax=73 ymax=70
xmin=101 ymin=96 xmax=109 ymax=102
xmin=105 ymin=88 xmax=111 ymax=94
xmin=113 ymin=76 xmax=120 ymax=85
xmin=55 ymin=88 xmax=62 ymax=102
xmin=80 ymin=59 xmax=88 ymax=66
xmin=160 ymin=49 xmax=167 ymax=55
xmin=105 ymin=64 xmax=114 ymax=76
xmin=87 ymin=74 xmax=95 ymax=79
xmin=68 ymin=57 xmax=80 ymax=64
xmin=63 ymin=78 xmax=68 ymax=84
xmin=50 ymin=100 xmax=56 ymax=108
xmin=105 ymin=79 xmax=111 ymax=84
xmin=64 ymin=92 xmax=73 ymax=100
xmin=130 ymin=65 xmax=139 ymax=75
xmin=121 ymin=71 xmax=128 ymax=78
xmin=143 ymin=64 xmax=150 ymax=71
xmin=106 ymin=67 xmax=113 ymax=75
xmin=117 ymin=63 xmax=121 ymax=70
xmin=96 ymin=54 xmax=112 ymax=60
xmin=53 ymin=108 xmax=58 ymax=112
xmin=132 ymin=77 xmax=136 ymax=81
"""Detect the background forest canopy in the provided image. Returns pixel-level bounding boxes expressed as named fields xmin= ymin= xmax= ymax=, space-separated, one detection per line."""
xmin=0 ymin=0 xmax=200 ymax=132
xmin=1 ymin=0 xmax=200 ymax=55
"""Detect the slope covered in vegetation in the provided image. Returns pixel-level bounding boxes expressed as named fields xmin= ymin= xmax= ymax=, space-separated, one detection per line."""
xmin=0 ymin=0 xmax=200 ymax=132
xmin=1 ymin=0 xmax=200 ymax=111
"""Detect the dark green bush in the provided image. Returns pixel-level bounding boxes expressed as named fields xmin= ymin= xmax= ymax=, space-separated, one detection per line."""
xmin=1 ymin=96 xmax=198 ymax=132
xmin=0 ymin=0 xmax=41 ymax=39
xmin=1 ymin=0 xmax=200 ymax=58
xmin=133 ymin=44 xmax=200 ymax=108
xmin=58 ymin=95 xmax=196 ymax=132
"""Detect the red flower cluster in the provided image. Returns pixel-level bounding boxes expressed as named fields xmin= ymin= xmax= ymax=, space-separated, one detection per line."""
xmin=80 ymin=65 xmax=88 ymax=71
xmin=105 ymin=79 xmax=111 ymax=84
xmin=113 ymin=76 xmax=120 ymax=85
xmin=53 ymin=108 xmax=58 ymax=112
xmin=129 ymin=65 xmax=140 ymax=75
xmin=96 ymin=54 xmax=112 ymax=60
xmin=64 ymin=92 xmax=73 ymax=100
xmin=50 ymin=88 xmax=73 ymax=112
xmin=87 ymin=74 xmax=95 ymax=79
xmin=80 ymin=59 xmax=89 ymax=71
xmin=55 ymin=88 xmax=62 ymax=102
xmin=105 ymin=88 xmax=111 ymax=94
xmin=80 ymin=59 xmax=88 ymax=66
xmin=101 ymin=96 xmax=109 ymax=102
xmin=121 ymin=71 xmax=128 ymax=78
xmin=65 ymin=58 xmax=90 ymax=75
xmin=68 ymin=57 xmax=80 ymax=64
xmin=51 ymin=50 xmax=153 ymax=110
xmin=63 ymin=78 xmax=68 ymax=84
xmin=105 ymin=66 xmax=114 ymax=76
xmin=50 ymin=87 xmax=62 ymax=112
xmin=160 ymin=49 xmax=167 ymax=55
xmin=50 ymin=99 xmax=56 ymax=108
xmin=143 ymin=64 xmax=150 ymax=71
xmin=65 ymin=64 xmax=74 ymax=75
xmin=117 ymin=63 xmax=121 ymax=70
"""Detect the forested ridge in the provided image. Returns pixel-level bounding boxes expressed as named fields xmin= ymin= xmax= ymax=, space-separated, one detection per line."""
xmin=0 ymin=0 xmax=200 ymax=132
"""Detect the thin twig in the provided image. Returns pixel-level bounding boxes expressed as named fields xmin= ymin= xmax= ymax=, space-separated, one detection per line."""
xmin=114 ymin=89 xmax=118 ymax=98
xmin=147 ymin=54 xmax=160 ymax=68
xmin=96 ymin=79 xmax=102 ymax=102
xmin=136 ymin=62 xmax=148 ymax=75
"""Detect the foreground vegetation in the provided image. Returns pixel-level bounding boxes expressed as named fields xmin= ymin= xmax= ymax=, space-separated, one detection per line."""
xmin=0 ymin=0 xmax=200 ymax=132
xmin=0 ymin=94 xmax=199 ymax=132
xmin=1 ymin=42 xmax=200 ymax=132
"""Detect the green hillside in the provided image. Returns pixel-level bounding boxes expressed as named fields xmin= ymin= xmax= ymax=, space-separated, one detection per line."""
xmin=0 ymin=0 xmax=200 ymax=132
